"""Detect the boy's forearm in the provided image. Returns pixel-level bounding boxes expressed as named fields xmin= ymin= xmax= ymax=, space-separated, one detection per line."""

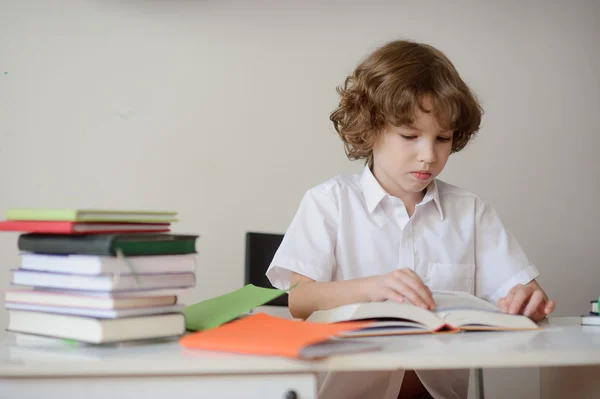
xmin=288 ymin=278 xmax=371 ymax=319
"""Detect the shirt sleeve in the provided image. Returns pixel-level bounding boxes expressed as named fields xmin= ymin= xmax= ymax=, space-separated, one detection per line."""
xmin=474 ymin=198 xmax=540 ymax=304
xmin=266 ymin=188 xmax=339 ymax=290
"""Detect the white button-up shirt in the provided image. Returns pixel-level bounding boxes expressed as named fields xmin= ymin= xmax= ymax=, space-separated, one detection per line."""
xmin=266 ymin=165 xmax=539 ymax=399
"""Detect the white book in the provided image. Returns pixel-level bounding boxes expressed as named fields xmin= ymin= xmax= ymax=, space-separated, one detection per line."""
xmin=20 ymin=253 xmax=196 ymax=275
xmin=12 ymin=270 xmax=196 ymax=292
xmin=580 ymin=315 xmax=600 ymax=326
xmin=12 ymin=332 xmax=178 ymax=348
xmin=8 ymin=333 xmax=178 ymax=362
xmin=4 ymin=288 xmax=178 ymax=309
xmin=5 ymin=302 xmax=185 ymax=318
xmin=307 ymin=290 xmax=539 ymax=337
xmin=7 ymin=310 xmax=185 ymax=343
xmin=35 ymin=287 xmax=185 ymax=297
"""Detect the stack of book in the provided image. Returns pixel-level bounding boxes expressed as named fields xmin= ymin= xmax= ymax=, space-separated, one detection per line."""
xmin=581 ymin=297 xmax=599 ymax=325
xmin=1 ymin=208 xmax=199 ymax=344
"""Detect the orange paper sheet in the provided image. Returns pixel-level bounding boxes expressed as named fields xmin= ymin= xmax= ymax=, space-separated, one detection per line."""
xmin=179 ymin=312 xmax=371 ymax=358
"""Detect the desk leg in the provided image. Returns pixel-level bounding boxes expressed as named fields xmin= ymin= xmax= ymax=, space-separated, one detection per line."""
xmin=473 ymin=368 xmax=485 ymax=399
xmin=540 ymin=365 xmax=600 ymax=399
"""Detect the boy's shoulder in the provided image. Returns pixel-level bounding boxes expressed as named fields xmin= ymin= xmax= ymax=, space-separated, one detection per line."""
xmin=307 ymin=171 xmax=363 ymax=198
xmin=435 ymin=179 xmax=487 ymax=205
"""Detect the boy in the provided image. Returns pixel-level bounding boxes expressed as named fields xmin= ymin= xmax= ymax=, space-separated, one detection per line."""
xmin=266 ymin=40 xmax=555 ymax=399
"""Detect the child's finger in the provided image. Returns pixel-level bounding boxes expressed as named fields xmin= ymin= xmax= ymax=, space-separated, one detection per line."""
xmin=508 ymin=289 xmax=529 ymax=315
xmin=502 ymin=287 xmax=518 ymax=312
xmin=403 ymin=270 xmax=433 ymax=297
xmin=398 ymin=269 xmax=434 ymax=294
xmin=497 ymin=297 xmax=506 ymax=311
xmin=523 ymin=290 xmax=544 ymax=317
xmin=544 ymin=300 xmax=556 ymax=315
xmin=395 ymin=271 xmax=435 ymax=309
xmin=401 ymin=268 xmax=426 ymax=283
xmin=387 ymin=279 xmax=430 ymax=309
xmin=385 ymin=289 xmax=405 ymax=304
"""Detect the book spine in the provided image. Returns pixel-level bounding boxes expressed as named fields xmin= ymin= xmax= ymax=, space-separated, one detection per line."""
xmin=18 ymin=234 xmax=114 ymax=255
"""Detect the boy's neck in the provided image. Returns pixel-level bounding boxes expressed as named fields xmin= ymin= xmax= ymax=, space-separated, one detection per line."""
xmin=370 ymin=165 xmax=426 ymax=213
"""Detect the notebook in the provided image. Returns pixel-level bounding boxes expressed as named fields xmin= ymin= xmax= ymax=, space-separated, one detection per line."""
xmin=7 ymin=310 xmax=186 ymax=343
xmin=306 ymin=290 xmax=539 ymax=336
xmin=5 ymin=208 xmax=178 ymax=223
xmin=184 ymin=284 xmax=289 ymax=331
xmin=0 ymin=220 xmax=170 ymax=234
xmin=19 ymin=253 xmax=196 ymax=275
xmin=180 ymin=313 xmax=377 ymax=359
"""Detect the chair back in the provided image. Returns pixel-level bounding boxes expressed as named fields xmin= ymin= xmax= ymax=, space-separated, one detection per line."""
xmin=244 ymin=231 xmax=287 ymax=306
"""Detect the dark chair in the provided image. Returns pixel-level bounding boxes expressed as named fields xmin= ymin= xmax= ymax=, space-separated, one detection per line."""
xmin=244 ymin=231 xmax=287 ymax=307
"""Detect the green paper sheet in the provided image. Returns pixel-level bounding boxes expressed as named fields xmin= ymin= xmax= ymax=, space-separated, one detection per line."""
xmin=184 ymin=284 xmax=287 ymax=331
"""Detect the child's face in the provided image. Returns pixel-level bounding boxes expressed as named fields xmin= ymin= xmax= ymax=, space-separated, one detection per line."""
xmin=372 ymin=96 xmax=453 ymax=202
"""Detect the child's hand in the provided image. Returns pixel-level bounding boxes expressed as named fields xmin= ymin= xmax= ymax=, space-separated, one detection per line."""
xmin=361 ymin=269 xmax=436 ymax=310
xmin=497 ymin=281 xmax=555 ymax=322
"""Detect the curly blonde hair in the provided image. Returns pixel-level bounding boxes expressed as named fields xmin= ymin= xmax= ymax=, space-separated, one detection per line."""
xmin=330 ymin=40 xmax=483 ymax=163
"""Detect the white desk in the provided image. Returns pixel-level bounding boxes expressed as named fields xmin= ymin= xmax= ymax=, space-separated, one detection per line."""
xmin=0 ymin=317 xmax=599 ymax=399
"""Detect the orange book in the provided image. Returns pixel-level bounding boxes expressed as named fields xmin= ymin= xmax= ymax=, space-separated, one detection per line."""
xmin=179 ymin=313 xmax=377 ymax=359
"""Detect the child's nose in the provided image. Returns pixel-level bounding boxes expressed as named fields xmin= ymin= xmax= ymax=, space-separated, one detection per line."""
xmin=418 ymin=144 xmax=436 ymax=164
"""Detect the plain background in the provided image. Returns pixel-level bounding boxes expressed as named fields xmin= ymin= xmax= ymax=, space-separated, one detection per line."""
xmin=1 ymin=1 xmax=598 ymax=397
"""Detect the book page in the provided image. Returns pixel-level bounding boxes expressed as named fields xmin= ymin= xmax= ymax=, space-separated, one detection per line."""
xmin=307 ymin=301 xmax=446 ymax=331
xmin=441 ymin=309 xmax=538 ymax=329
xmin=433 ymin=290 xmax=499 ymax=313
xmin=433 ymin=291 xmax=538 ymax=329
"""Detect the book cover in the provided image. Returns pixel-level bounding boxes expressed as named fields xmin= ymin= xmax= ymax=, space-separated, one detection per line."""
xmin=184 ymin=284 xmax=288 ymax=331
xmin=17 ymin=233 xmax=198 ymax=256
xmin=0 ymin=220 xmax=170 ymax=234
xmin=179 ymin=313 xmax=375 ymax=359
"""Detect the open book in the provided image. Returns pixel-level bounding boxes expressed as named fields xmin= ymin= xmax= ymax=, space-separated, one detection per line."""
xmin=306 ymin=290 xmax=539 ymax=337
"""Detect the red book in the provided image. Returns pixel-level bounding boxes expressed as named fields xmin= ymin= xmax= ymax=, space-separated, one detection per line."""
xmin=0 ymin=220 xmax=170 ymax=234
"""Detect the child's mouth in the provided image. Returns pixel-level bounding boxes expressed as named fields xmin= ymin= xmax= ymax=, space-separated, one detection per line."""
xmin=412 ymin=172 xmax=432 ymax=181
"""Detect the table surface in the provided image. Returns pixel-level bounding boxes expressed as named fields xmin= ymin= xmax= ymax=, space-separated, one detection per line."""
xmin=1 ymin=317 xmax=599 ymax=377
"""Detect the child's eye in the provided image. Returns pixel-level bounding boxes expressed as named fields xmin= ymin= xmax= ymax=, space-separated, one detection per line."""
xmin=400 ymin=135 xmax=417 ymax=140
xmin=437 ymin=136 xmax=452 ymax=143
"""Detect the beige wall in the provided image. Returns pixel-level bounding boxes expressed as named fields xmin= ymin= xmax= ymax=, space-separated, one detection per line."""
xmin=1 ymin=1 xmax=598 ymax=397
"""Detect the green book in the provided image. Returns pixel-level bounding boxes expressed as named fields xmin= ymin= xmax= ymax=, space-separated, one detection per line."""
xmin=17 ymin=233 xmax=198 ymax=256
xmin=184 ymin=284 xmax=288 ymax=331
xmin=5 ymin=208 xmax=178 ymax=223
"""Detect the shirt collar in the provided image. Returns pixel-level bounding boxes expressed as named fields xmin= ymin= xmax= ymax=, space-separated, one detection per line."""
xmin=360 ymin=165 xmax=388 ymax=214
xmin=421 ymin=178 xmax=444 ymax=220
xmin=360 ymin=164 xmax=444 ymax=220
